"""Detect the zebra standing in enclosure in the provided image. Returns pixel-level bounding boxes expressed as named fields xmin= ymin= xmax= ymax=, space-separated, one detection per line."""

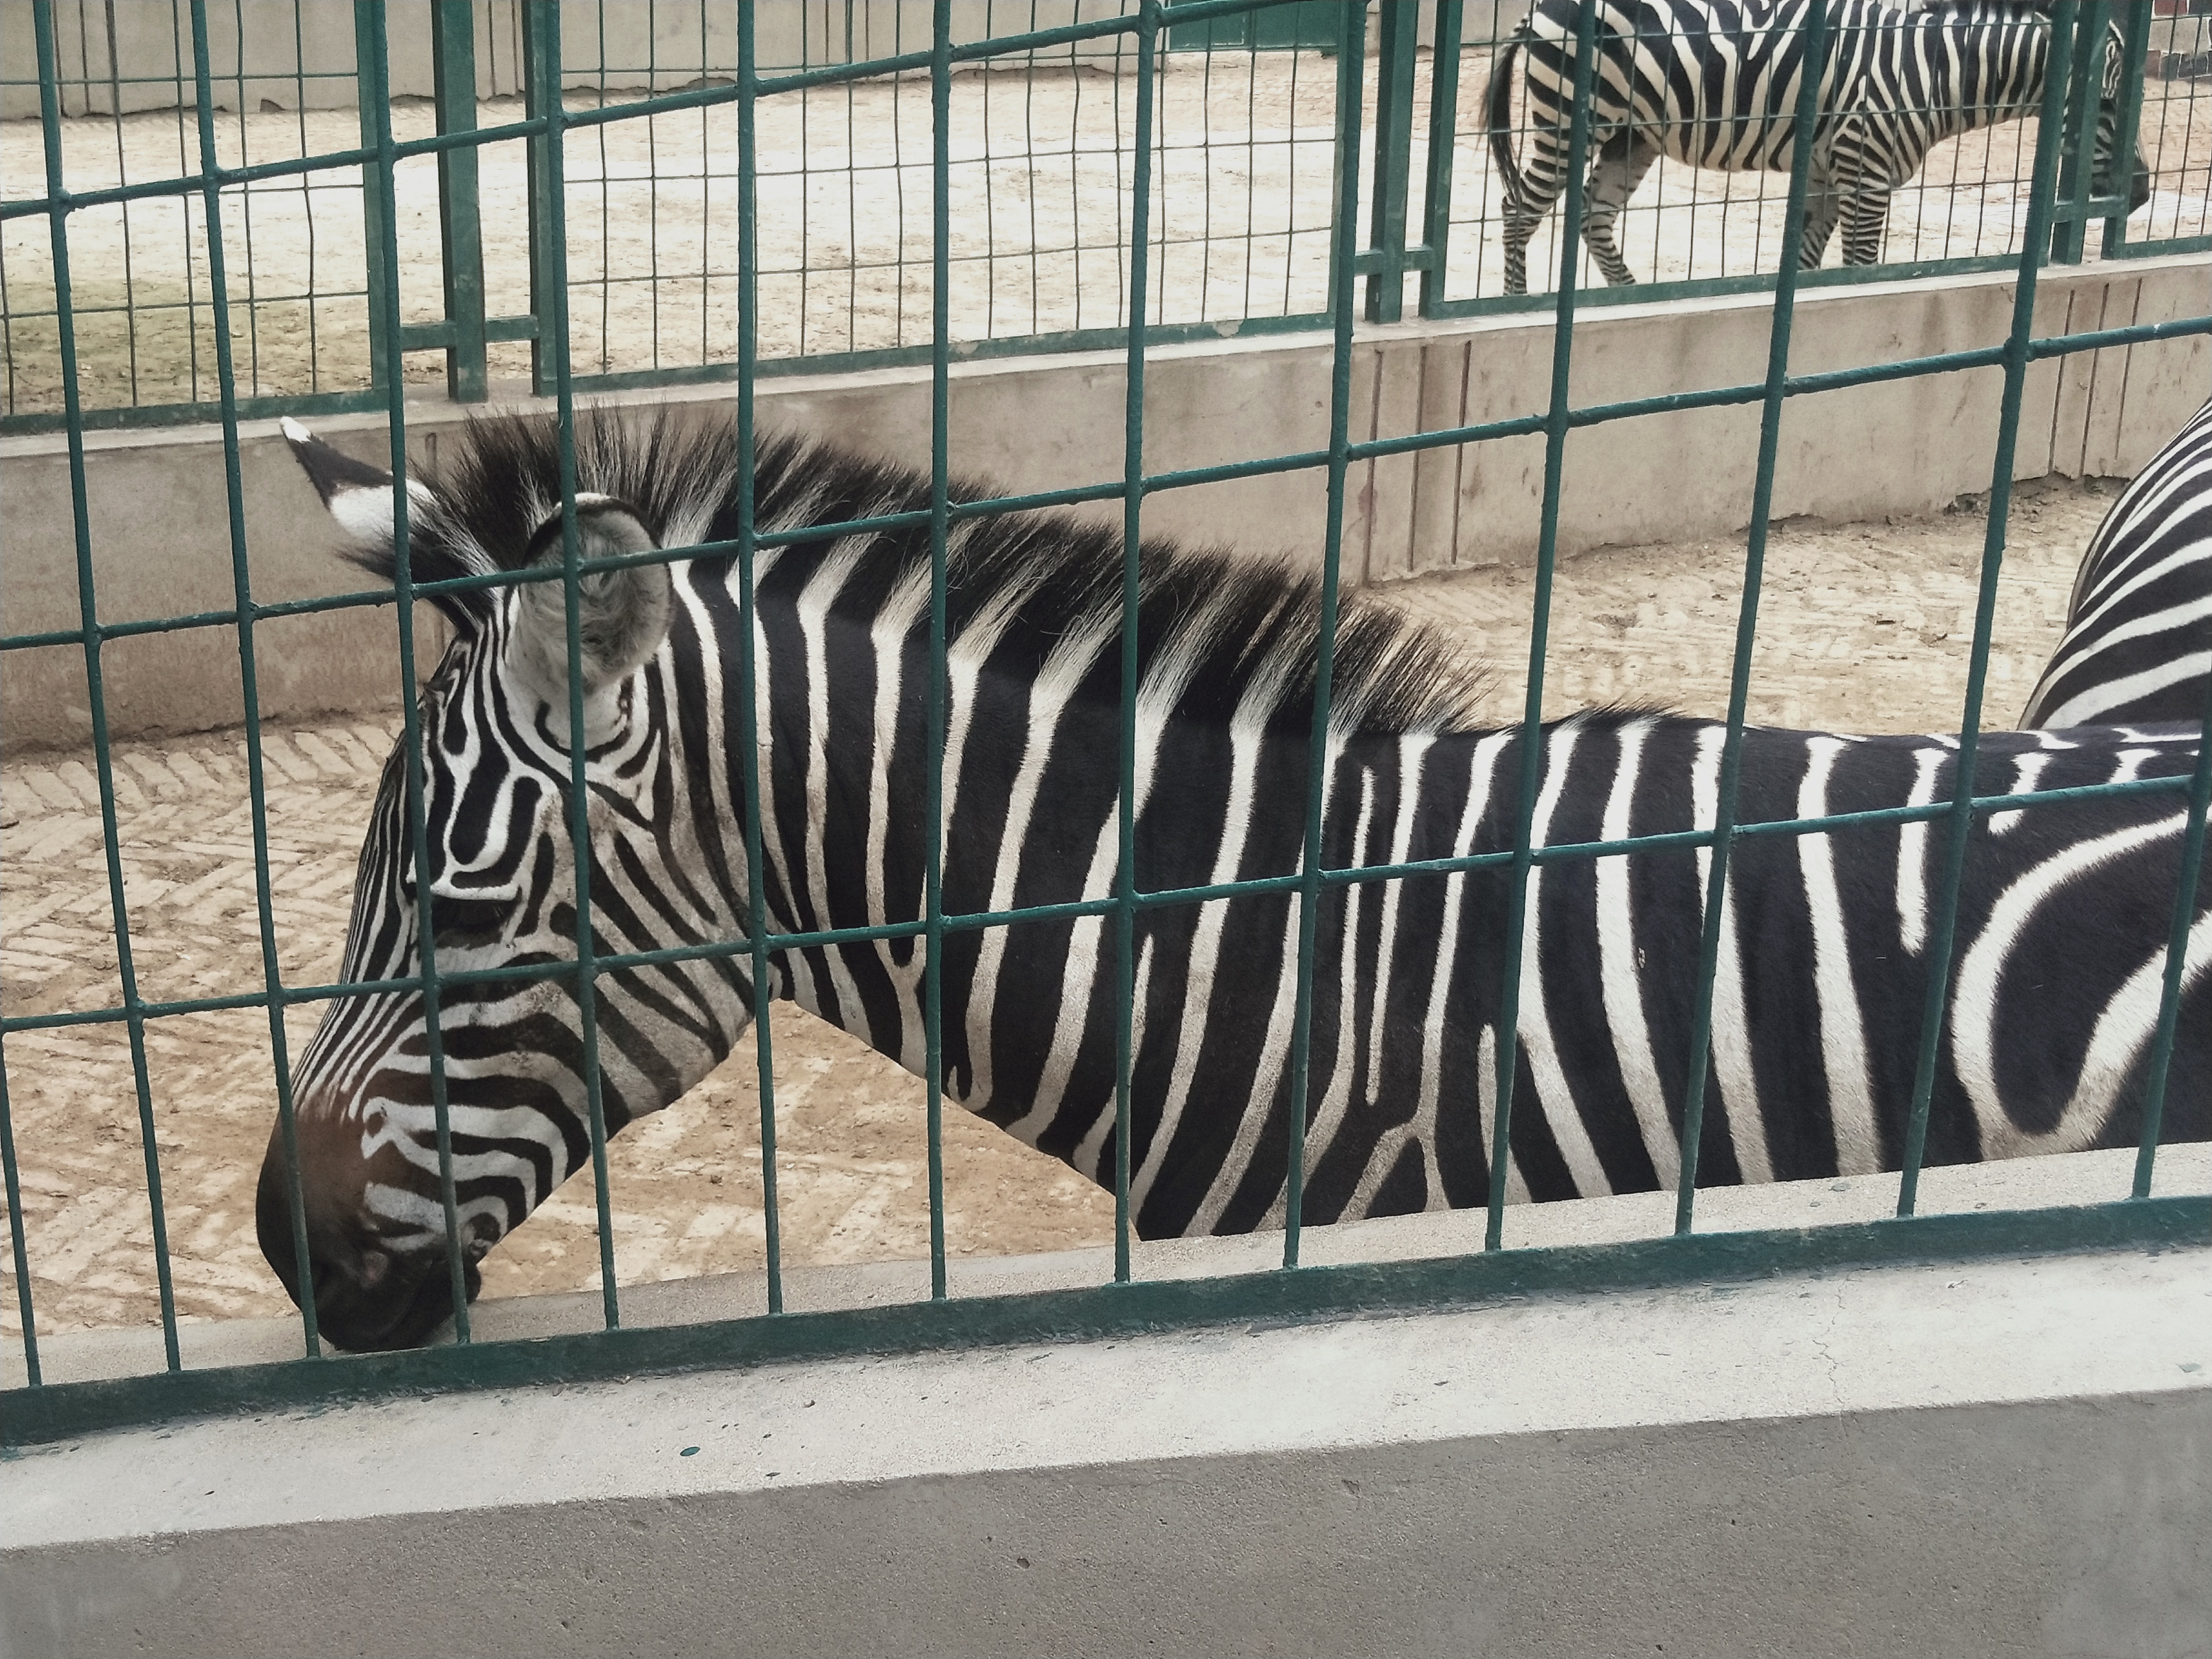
xmin=262 ymin=410 xmax=2210 ymax=1351
xmin=2022 ymin=397 xmax=2212 ymax=728
xmin=1486 ymin=0 xmax=2151 ymax=295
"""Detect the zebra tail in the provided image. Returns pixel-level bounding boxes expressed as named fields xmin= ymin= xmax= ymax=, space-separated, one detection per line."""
xmin=1486 ymin=27 xmax=1532 ymax=204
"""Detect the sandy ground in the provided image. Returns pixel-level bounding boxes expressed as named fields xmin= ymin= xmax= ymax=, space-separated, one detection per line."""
xmin=5 ymin=47 xmax=2207 ymax=416
xmin=0 ymin=476 xmax=2116 ymax=1338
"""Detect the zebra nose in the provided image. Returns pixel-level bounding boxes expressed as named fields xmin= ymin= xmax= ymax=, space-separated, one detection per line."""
xmin=308 ymin=1250 xmax=480 ymax=1352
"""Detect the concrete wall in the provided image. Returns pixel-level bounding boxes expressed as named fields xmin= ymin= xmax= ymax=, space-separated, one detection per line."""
xmin=5 ymin=255 xmax=2206 ymax=752
xmin=3 ymin=1147 xmax=2210 ymax=1658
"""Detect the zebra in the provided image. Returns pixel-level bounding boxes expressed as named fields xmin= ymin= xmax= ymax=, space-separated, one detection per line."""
xmin=260 ymin=409 xmax=2211 ymax=1351
xmin=2022 ymin=397 xmax=2212 ymax=729
xmin=1485 ymin=0 xmax=2152 ymax=296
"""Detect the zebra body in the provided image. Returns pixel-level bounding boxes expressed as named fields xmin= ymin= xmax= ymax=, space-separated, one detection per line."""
xmin=1486 ymin=0 xmax=2148 ymax=295
xmin=2023 ymin=397 xmax=2212 ymax=729
xmin=264 ymin=411 xmax=2210 ymax=1350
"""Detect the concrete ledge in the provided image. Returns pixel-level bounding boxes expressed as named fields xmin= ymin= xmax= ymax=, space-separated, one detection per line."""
xmin=7 ymin=256 xmax=2207 ymax=750
xmin=2 ymin=1148 xmax=2208 ymax=1657
xmin=9 ymin=1140 xmax=2207 ymax=1389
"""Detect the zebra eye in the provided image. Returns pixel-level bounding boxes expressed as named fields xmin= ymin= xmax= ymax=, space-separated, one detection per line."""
xmin=428 ymin=893 xmax=510 ymax=944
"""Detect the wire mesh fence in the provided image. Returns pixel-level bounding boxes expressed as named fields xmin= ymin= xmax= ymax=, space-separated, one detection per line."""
xmin=0 ymin=0 xmax=1354 ymax=423
xmin=7 ymin=0 xmax=2212 ymax=429
xmin=3 ymin=0 xmax=2212 ymax=1440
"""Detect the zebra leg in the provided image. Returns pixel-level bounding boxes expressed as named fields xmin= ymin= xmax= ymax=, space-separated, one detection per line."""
xmin=1797 ymin=195 xmax=1840 ymax=268
xmin=1581 ymin=134 xmax=1657 ymax=287
xmin=1499 ymin=92 xmax=1580 ymax=297
xmin=1501 ymin=141 xmax=1567 ymax=297
xmin=1839 ymin=190 xmax=1892 ymax=266
xmin=1797 ymin=159 xmax=1840 ymax=270
xmin=1503 ymin=198 xmax=1543 ymax=298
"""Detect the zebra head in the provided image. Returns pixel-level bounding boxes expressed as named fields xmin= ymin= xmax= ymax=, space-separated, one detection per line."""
xmin=1955 ymin=4 xmax=2149 ymax=212
xmin=257 ymin=415 xmax=746 ymax=1351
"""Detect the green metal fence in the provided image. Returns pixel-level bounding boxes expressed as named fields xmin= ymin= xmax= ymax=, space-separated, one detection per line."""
xmin=8 ymin=0 xmax=2212 ymax=431
xmin=4 ymin=0 xmax=2212 ymax=1444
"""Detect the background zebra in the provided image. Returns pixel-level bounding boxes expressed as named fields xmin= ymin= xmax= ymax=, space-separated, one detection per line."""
xmin=1486 ymin=0 xmax=2151 ymax=295
xmin=2022 ymin=397 xmax=2212 ymax=728
xmin=262 ymin=410 xmax=2210 ymax=1351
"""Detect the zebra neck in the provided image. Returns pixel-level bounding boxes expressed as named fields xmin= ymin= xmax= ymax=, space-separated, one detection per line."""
xmin=1884 ymin=16 xmax=2044 ymax=138
xmin=751 ymin=676 xmax=1527 ymax=1202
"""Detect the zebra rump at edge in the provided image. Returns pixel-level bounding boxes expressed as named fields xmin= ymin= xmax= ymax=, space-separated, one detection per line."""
xmin=2022 ymin=396 xmax=2212 ymax=729
xmin=261 ymin=408 xmax=2212 ymax=1349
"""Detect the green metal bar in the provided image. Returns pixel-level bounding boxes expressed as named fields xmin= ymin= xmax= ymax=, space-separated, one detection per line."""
xmin=19 ymin=296 xmax=2209 ymax=641
xmin=1897 ymin=0 xmax=2085 ymax=1217
xmin=19 ymin=0 xmax=2148 ymax=237
xmin=0 ymin=1038 xmax=39 ymax=1386
xmin=1112 ymin=0 xmax=1165 ymax=1284
xmin=0 ymin=0 xmax=1225 ymax=231
xmin=353 ymin=1 xmax=393 ymax=389
xmin=734 ymin=3 xmax=785 ymax=1316
xmin=0 ymin=386 xmax=396 ymax=440
xmin=2129 ymin=680 xmax=2212 ymax=1197
xmin=2049 ymin=0 xmax=2111 ymax=264
xmin=186 ymin=0 xmax=320 ymax=1358
xmin=10 ymin=1196 xmax=2205 ymax=1449
xmin=2097 ymin=0 xmax=2154 ymax=257
xmin=29 ymin=0 xmax=181 ymax=1373
xmin=1280 ymin=0 xmax=1370 ymax=1268
xmin=1673 ymin=0 xmax=1831 ymax=1235
xmin=11 ymin=276 xmax=2211 ymax=627
xmin=2108 ymin=233 xmax=2212 ymax=260
xmin=16 ymin=254 xmax=2205 ymax=440
xmin=522 ymin=0 xmax=558 ymax=399
xmin=523 ymin=0 xmax=625 ymax=1334
xmin=431 ymin=0 xmax=489 ymax=402
xmin=2 ymin=766 xmax=2195 ymax=1049
xmin=357 ymin=0 xmax=472 ymax=1343
xmin=1416 ymin=0 xmax=1466 ymax=319
xmin=1486 ymin=0 xmax=1602 ymax=1253
xmin=1363 ymin=0 xmax=1419 ymax=324
xmin=924 ymin=0 xmax=955 ymax=1301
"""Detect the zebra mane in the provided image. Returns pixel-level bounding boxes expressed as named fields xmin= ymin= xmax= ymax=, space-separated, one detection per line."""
xmin=386 ymin=407 xmax=1493 ymax=736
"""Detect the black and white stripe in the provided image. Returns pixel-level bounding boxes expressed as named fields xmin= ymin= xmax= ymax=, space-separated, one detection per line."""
xmin=264 ymin=409 xmax=2212 ymax=1348
xmin=2023 ymin=397 xmax=2212 ymax=729
xmin=1486 ymin=0 xmax=2148 ymax=295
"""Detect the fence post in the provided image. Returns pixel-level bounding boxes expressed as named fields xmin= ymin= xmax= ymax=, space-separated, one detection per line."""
xmin=2098 ymin=0 xmax=2157 ymax=257
xmin=1417 ymin=0 xmax=1467 ymax=316
xmin=1363 ymin=0 xmax=1422 ymax=321
xmin=353 ymin=1 xmax=394 ymax=386
xmin=2049 ymin=0 xmax=2115 ymax=264
xmin=521 ymin=0 xmax=562 ymax=397
xmin=431 ymin=0 xmax=489 ymax=400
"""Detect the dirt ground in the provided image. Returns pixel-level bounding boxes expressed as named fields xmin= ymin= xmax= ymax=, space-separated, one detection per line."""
xmin=5 ymin=46 xmax=2208 ymax=416
xmin=0 ymin=477 xmax=2116 ymax=1338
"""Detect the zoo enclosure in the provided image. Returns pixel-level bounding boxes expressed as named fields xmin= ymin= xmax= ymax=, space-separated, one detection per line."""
xmin=3 ymin=0 xmax=2212 ymax=1443
xmin=5 ymin=0 xmax=2212 ymax=429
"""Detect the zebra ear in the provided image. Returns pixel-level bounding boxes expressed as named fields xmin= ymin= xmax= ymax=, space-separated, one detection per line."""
xmin=506 ymin=495 xmax=673 ymax=726
xmin=282 ymin=416 xmax=438 ymax=549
